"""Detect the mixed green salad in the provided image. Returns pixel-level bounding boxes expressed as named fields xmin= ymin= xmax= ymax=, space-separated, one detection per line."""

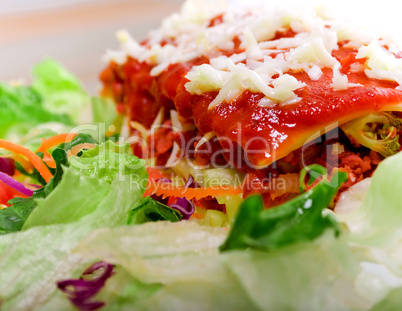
xmin=1 ymin=59 xmax=402 ymax=310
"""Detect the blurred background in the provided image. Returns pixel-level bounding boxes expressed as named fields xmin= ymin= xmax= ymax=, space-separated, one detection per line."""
xmin=1 ymin=0 xmax=400 ymax=95
xmin=0 ymin=0 xmax=183 ymax=94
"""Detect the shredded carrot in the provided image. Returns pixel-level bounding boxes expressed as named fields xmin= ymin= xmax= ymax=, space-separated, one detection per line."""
xmin=146 ymin=167 xmax=166 ymax=180
xmin=42 ymin=156 xmax=57 ymax=169
xmin=36 ymin=133 xmax=78 ymax=154
xmin=0 ymin=139 xmax=53 ymax=183
xmin=36 ymin=133 xmax=78 ymax=168
xmin=190 ymin=213 xmax=205 ymax=220
xmin=67 ymin=143 xmax=96 ymax=158
xmin=145 ymin=181 xmax=242 ymax=200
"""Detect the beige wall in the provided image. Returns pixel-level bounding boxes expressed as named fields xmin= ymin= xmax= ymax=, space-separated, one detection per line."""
xmin=1 ymin=0 xmax=401 ymax=95
xmin=0 ymin=0 xmax=183 ymax=94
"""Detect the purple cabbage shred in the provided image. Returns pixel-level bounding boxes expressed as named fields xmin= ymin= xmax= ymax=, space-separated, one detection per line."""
xmin=57 ymin=261 xmax=114 ymax=311
xmin=169 ymin=197 xmax=195 ymax=220
xmin=184 ymin=174 xmax=197 ymax=188
xmin=169 ymin=175 xmax=196 ymax=219
xmin=151 ymin=175 xmax=196 ymax=219
xmin=150 ymin=178 xmax=172 ymax=204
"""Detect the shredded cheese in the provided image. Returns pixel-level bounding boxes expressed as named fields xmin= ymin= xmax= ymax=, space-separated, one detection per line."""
xmin=165 ymin=110 xmax=184 ymax=167
xmin=307 ymin=65 xmax=323 ymax=81
xmin=195 ymin=131 xmax=216 ymax=151
xmin=356 ymin=40 xmax=402 ymax=89
xmin=105 ymin=0 xmax=402 ymax=110
xmin=331 ymin=63 xmax=362 ymax=91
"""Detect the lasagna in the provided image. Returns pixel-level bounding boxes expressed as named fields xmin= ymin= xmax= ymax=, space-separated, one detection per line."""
xmin=100 ymin=0 xmax=402 ymax=212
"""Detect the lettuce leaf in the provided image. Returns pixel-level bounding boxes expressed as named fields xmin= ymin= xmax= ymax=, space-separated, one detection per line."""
xmin=72 ymin=221 xmax=374 ymax=310
xmin=337 ymin=151 xmax=402 ymax=247
xmin=0 ymin=197 xmax=37 ymax=234
xmin=31 ymin=58 xmax=90 ymax=123
xmin=127 ymin=196 xmax=182 ymax=224
xmin=220 ymin=171 xmax=346 ymax=252
xmin=69 ymin=141 xmax=146 ymax=184
xmin=370 ymin=287 xmax=402 ymax=310
xmin=332 ymin=151 xmax=402 ymax=306
xmin=0 ymin=58 xmax=96 ymax=143
xmin=21 ymin=168 xmax=110 ymax=229
xmin=23 ymin=142 xmax=146 ymax=229
xmin=0 ymin=83 xmax=72 ymax=141
xmin=222 ymin=234 xmax=365 ymax=311
xmin=89 ymin=265 xmax=162 ymax=310
xmin=91 ymin=96 xmax=118 ymax=129
xmin=73 ymin=221 xmax=256 ymax=310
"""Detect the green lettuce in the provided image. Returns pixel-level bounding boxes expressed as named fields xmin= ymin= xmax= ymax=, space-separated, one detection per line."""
xmin=127 ymin=196 xmax=182 ymax=224
xmin=0 ymin=83 xmax=72 ymax=141
xmin=23 ymin=142 xmax=146 ymax=229
xmin=220 ymin=171 xmax=346 ymax=252
xmin=331 ymin=151 xmax=402 ymax=307
xmin=222 ymin=235 xmax=364 ymax=311
xmin=88 ymin=265 xmax=163 ymax=311
xmin=73 ymin=222 xmax=256 ymax=310
xmin=370 ymin=287 xmax=402 ymax=311
xmin=71 ymin=221 xmax=370 ymax=310
xmin=69 ymin=141 xmax=147 ymax=184
xmin=0 ymin=58 xmax=97 ymax=143
xmin=31 ymin=58 xmax=91 ymax=123
xmin=91 ymin=96 xmax=118 ymax=129
xmin=337 ymin=151 xmax=402 ymax=247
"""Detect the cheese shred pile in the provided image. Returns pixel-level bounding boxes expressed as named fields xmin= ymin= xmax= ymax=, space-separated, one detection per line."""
xmin=105 ymin=0 xmax=402 ymax=109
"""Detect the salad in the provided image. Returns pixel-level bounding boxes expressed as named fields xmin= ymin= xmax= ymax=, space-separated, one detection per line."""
xmin=1 ymin=1 xmax=402 ymax=310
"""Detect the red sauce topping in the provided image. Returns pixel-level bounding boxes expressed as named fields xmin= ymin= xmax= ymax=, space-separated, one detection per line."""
xmin=100 ymin=35 xmax=402 ymax=168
